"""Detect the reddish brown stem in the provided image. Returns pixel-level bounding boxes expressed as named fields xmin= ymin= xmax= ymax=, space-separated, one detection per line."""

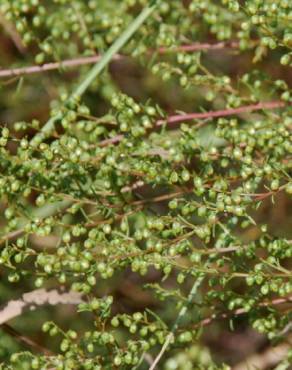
xmin=0 ymin=55 xmax=122 ymax=78
xmin=0 ymin=41 xmax=242 ymax=79
xmin=157 ymin=40 xmax=240 ymax=54
xmin=156 ymin=101 xmax=288 ymax=126
xmin=196 ymin=295 xmax=292 ymax=328
xmin=99 ymin=100 xmax=290 ymax=147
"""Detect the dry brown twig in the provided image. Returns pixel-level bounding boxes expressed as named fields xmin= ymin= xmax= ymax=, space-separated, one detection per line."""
xmin=1 ymin=323 xmax=54 ymax=356
xmin=0 ymin=12 xmax=26 ymax=54
xmin=233 ymin=335 xmax=292 ymax=370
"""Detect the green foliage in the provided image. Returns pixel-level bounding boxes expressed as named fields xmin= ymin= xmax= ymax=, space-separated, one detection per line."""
xmin=0 ymin=0 xmax=291 ymax=369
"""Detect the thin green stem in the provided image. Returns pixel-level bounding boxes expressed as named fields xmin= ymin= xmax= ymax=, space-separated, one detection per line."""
xmin=72 ymin=5 xmax=156 ymax=98
xmin=30 ymin=2 xmax=157 ymax=147
xmin=148 ymin=276 xmax=204 ymax=370
xmin=22 ymin=4 xmax=158 ymax=246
